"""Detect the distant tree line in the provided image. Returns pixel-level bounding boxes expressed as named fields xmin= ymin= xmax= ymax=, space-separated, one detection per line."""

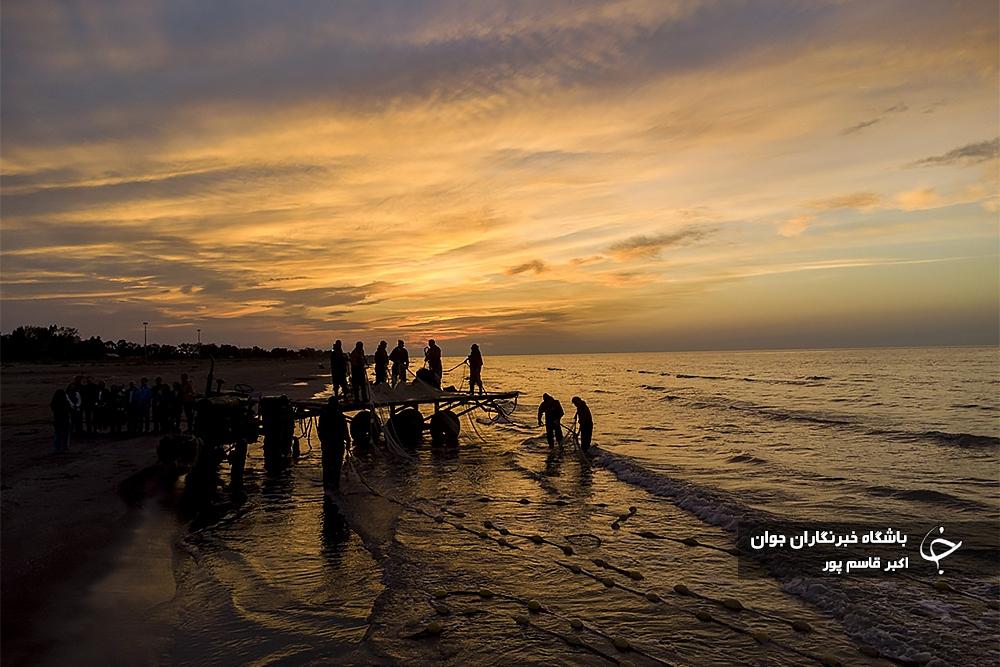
xmin=1 ymin=325 xmax=324 ymax=361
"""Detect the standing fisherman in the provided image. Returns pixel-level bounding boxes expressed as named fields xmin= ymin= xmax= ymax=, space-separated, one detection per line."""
xmin=330 ymin=340 xmax=350 ymax=399
xmin=389 ymin=340 xmax=409 ymax=386
xmin=571 ymin=396 xmax=594 ymax=453
xmin=349 ymin=341 xmax=368 ymax=403
xmin=317 ymin=397 xmax=350 ymax=495
xmin=537 ymin=393 xmax=565 ymax=448
xmin=51 ymin=388 xmax=72 ymax=452
xmin=467 ymin=344 xmax=485 ymax=394
xmin=374 ymin=340 xmax=390 ymax=386
xmin=425 ymin=339 xmax=443 ymax=388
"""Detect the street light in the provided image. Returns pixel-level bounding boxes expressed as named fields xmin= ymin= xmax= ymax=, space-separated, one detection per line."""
xmin=197 ymin=328 xmax=201 ymax=346
xmin=142 ymin=321 xmax=149 ymax=356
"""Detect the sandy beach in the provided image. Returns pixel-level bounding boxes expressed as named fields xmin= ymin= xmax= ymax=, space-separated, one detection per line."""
xmin=0 ymin=357 xmax=322 ymax=664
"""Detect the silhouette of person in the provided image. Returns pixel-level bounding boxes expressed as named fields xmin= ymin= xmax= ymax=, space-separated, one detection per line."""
xmin=180 ymin=373 xmax=196 ymax=433
xmin=389 ymin=339 xmax=409 ymax=386
xmin=137 ymin=378 xmax=152 ymax=433
xmin=67 ymin=378 xmax=83 ymax=435
xmin=151 ymin=376 xmax=164 ymax=433
xmin=330 ymin=340 xmax=350 ymax=398
xmin=374 ymin=340 xmax=390 ymax=386
xmin=126 ymin=381 xmax=139 ymax=434
xmin=93 ymin=380 xmax=108 ymax=433
xmin=537 ymin=393 xmax=565 ymax=448
xmin=467 ymin=344 xmax=485 ymax=394
xmin=425 ymin=339 xmax=442 ymax=388
xmin=572 ymin=396 xmax=593 ymax=453
xmin=108 ymin=384 xmax=124 ymax=435
xmin=81 ymin=377 xmax=97 ymax=434
xmin=51 ymin=388 xmax=72 ymax=452
xmin=318 ymin=397 xmax=351 ymax=494
xmin=349 ymin=341 xmax=368 ymax=403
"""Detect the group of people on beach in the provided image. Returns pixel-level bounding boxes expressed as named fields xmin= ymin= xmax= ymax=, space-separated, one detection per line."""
xmin=50 ymin=374 xmax=197 ymax=452
xmin=538 ymin=393 xmax=594 ymax=453
xmin=329 ymin=338 xmax=485 ymax=403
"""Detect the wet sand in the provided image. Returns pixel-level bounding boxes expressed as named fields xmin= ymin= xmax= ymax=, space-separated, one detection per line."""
xmin=1 ymin=357 xmax=324 ymax=665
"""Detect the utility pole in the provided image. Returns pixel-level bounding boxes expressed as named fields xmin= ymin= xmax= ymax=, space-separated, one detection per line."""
xmin=142 ymin=321 xmax=149 ymax=356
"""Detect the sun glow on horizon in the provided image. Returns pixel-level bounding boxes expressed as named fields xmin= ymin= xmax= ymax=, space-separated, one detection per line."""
xmin=1 ymin=1 xmax=997 ymax=353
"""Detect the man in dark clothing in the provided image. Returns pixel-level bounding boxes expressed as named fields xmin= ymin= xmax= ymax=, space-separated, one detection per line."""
xmin=349 ymin=341 xmax=368 ymax=403
xmin=374 ymin=340 xmax=390 ymax=386
xmin=389 ymin=340 xmax=409 ymax=386
xmin=317 ymin=397 xmax=351 ymax=494
xmin=137 ymin=378 xmax=152 ymax=433
xmin=180 ymin=373 xmax=196 ymax=433
xmin=94 ymin=381 xmax=108 ymax=433
xmin=51 ymin=389 xmax=72 ymax=452
xmin=571 ymin=396 xmax=594 ymax=453
xmin=467 ymin=344 xmax=485 ymax=394
xmin=67 ymin=378 xmax=83 ymax=435
xmin=81 ymin=378 xmax=97 ymax=434
xmin=126 ymin=381 xmax=139 ymax=434
xmin=537 ymin=393 xmax=565 ymax=448
xmin=330 ymin=340 xmax=350 ymax=399
xmin=424 ymin=339 xmax=443 ymax=389
xmin=151 ymin=377 xmax=165 ymax=433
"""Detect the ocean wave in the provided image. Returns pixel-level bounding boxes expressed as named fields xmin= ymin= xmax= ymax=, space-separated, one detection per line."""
xmin=674 ymin=373 xmax=824 ymax=386
xmin=886 ymin=429 xmax=1000 ymax=449
xmin=595 ymin=449 xmax=992 ymax=663
xmin=594 ymin=449 xmax=760 ymax=531
xmin=725 ymin=452 xmax=768 ymax=465
xmin=864 ymin=485 xmax=988 ymax=511
xmin=659 ymin=393 xmax=1000 ymax=449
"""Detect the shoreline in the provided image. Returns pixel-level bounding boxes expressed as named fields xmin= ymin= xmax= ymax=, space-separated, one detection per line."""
xmin=1 ymin=358 xmax=324 ymax=664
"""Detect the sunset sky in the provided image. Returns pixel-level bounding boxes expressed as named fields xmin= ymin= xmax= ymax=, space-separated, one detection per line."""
xmin=2 ymin=1 xmax=997 ymax=353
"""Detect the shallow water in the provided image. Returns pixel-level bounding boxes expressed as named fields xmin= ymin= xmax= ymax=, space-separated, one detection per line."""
xmin=165 ymin=346 xmax=998 ymax=664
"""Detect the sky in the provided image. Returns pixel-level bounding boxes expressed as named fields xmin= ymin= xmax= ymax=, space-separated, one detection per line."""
xmin=1 ymin=0 xmax=998 ymax=354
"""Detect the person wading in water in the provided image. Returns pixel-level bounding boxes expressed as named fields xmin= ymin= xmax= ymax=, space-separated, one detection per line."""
xmin=318 ymin=397 xmax=350 ymax=495
xmin=571 ymin=396 xmax=593 ymax=453
xmin=537 ymin=393 xmax=565 ymax=448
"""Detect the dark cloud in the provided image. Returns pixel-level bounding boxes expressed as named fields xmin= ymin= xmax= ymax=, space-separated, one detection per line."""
xmin=910 ymin=137 xmax=999 ymax=167
xmin=1 ymin=163 xmax=334 ymax=219
xmin=608 ymin=227 xmax=710 ymax=259
xmin=841 ymin=118 xmax=881 ymax=135
xmin=505 ymin=260 xmax=547 ymax=275
xmin=0 ymin=1 xmax=875 ymax=149
xmin=841 ymin=102 xmax=908 ymax=135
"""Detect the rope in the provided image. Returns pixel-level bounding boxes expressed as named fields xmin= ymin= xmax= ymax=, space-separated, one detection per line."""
xmin=443 ymin=359 xmax=469 ymax=374
xmin=363 ymin=377 xmax=412 ymax=459
xmin=337 ymin=466 xmax=850 ymax=666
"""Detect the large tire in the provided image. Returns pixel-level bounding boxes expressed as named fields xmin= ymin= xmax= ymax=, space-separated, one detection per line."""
xmin=430 ymin=410 xmax=460 ymax=448
xmin=350 ymin=409 xmax=382 ymax=449
xmin=388 ymin=408 xmax=424 ymax=448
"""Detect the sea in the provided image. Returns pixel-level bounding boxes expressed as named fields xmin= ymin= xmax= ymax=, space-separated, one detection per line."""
xmin=119 ymin=347 xmax=1000 ymax=665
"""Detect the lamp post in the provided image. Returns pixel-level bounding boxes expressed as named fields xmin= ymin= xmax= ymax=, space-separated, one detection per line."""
xmin=197 ymin=328 xmax=201 ymax=346
xmin=142 ymin=321 xmax=149 ymax=356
